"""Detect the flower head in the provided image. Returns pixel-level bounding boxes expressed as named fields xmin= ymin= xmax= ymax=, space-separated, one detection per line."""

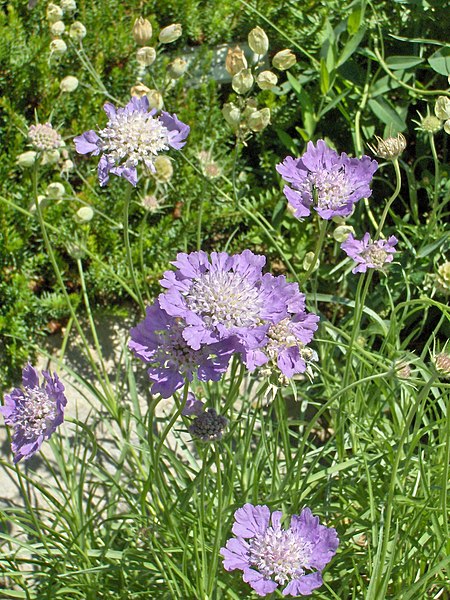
xmin=341 ymin=233 xmax=398 ymax=274
xmin=74 ymin=96 xmax=189 ymax=186
xmin=1 ymin=364 xmax=67 ymax=463
xmin=159 ymin=250 xmax=298 ymax=352
xmin=221 ymin=503 xmax=339 ymax=597
xmin=28 ymin=123 xmax=63 ymax=151
xmin=189 ymin=408 xmax=228 ymax=441
xmin=277 ymin=140 xmax=378 ymax=220
xmin=368 ymin=133 xmax=406 ymax=160
xmin=128 ymin=302 xmax=235 ymax=398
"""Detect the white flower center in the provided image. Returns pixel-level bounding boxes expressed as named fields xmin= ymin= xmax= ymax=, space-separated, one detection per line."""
xmin=16 ymin=387 xmax=57 ymax=439
xmin=308 ymin=168 xmax=352 ymax=211
xmin=361 ymin=245 xmax=389 ymax=268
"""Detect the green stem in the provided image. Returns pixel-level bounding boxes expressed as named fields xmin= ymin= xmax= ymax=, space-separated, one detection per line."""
xmin=428 ymin=133 xmax=441 ymax=223
xmin=301 ymin=218 xmax=327 ymax=282
xmin=123 ymin=186 xmax=146 ymax=313
xmin=375 ymin=158 xmax=402 ymax=238
xmin=207 ymin=447 xmax=224 ymax=597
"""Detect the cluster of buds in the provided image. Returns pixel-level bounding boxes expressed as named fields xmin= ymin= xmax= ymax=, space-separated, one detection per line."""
xmin=46 ymin=1 xmax=86 ymax=58
xmin=223 ymin=27 xmax=297 ymax=137
xmin=18 ymin=123 xmax=74 ymax=176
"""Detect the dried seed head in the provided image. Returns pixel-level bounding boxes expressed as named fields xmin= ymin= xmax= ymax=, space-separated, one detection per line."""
xmin=168 ymin=57 xmax=188 ymax=78
xmin=141 ymin=194 xmax=160 ymax=212
xmin=69 ymin=21 xmax=87 ymax=40
xmin=60 ymin=75 xmax=79 ymax=92
xmin=46 ymin=182 xmax=65 ymax=199
xmin=248 ymin=26 xmax=269 ymax=56
xmin=146 ymin=89 xmax=164 ymax=111
xmin=437 ymin=262 xmax=450 ymax=293
xmin=46 ymin=3 xmax=63 ymax=23
xmin=368 ymin=133 xmax=406 ymax=160
xmin=159 ymin=23 xmax=182 ymax=44
xmin=75 ymin=206 xmax=94 ymax=223
xmin=133 ymin=17 xmax=152 ymax=45
xmin=272 ymin=49 xmax=296 ymax=70
xmin=153 ymin=155 xmax=173 ymax=183
xmin=136 ymin=46 xmax=156 ymax=67
xmin=433 ymin=351 xmax=450 ymax=377
xmin=16 ymin=151 xmax=37 ymax=167
xmin=225 ymin=45 xmax=247 ymax=76
xmin=61 ymin=0 xmax=77 ymax=11
xmin=222 ymin=102 xmax=241 ymax=129
xmin=50 ymin=20 xmax=65 ymax=36
xmin=256 ymin=70 xmax=278 ymax=90
xmin=247 ymin=107 xmax=271 ymax=132
xmin=232 ymin=68 xmax=254 ymax=95
xmin=130 ymin=83 xmax=151 ymax=98
xmin=50 ymin=38 xmax=67 ymax=56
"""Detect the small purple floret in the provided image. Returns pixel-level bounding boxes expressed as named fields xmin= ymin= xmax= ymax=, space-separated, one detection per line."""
xmin=1 ymin=364 xmax=67 ymax=463
xmin=277 ymin=139 xmax=378 ymax=220
xmin=182 ymin=391 xmax=204 ymax=416
xmin=341 ymin=233 xmax=398 ymax=274
xmin=128 ymin=302 xmax=235 ymax=398
xmin=221 ymin=503 xmax=339 ymax=597
xmin=74 ymin=96 xmax=190 ymax=187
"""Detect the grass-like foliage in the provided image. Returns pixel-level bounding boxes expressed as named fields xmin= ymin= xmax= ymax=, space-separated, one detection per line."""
xmin=0 ymin=0 xmax=449 ymax=598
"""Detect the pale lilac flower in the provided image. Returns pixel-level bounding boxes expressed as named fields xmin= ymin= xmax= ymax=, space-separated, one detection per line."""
xmin=189 ymin=408 xmax=228 ymax=441
xmin=1 ymin=364 xmax=67 ymax=463
xmin=221 ymin=503 xmax=339 ymax=597
xmin=276 ymin=139 xmax=378 ymax=220
xmin=28 ymin=123 xmax=63 ymax=151
xmin=182 ymin=391 xmax=204 ymax=416
xmin=341 ymin=233 xmax=398 ymax=274
xmin=128 ymin=302 xmax=235 ymax=398
xmin=74 ymin=96 xmax=190 ymax=186
xmin=159 ymin=250 xmax=299 ymax=353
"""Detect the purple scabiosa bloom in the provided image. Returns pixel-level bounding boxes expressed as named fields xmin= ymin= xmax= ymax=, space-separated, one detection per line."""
xmin=276 ymin=139 xmax=378 ymax=220
xmin=74 ymin=96 xmax=190 ymax=187
xmin=243 ymin=282 xmax=320 ymax=380
xmin=182 ymin=391 xmax=204 ymax=416
xmin=128 ymin=302 xmax=235 ymax=399
xmin=159 ymin=250 xmax=296 ymax=352
xmin=341 ymin=233 xmax=398 ymax=274
xmin=1 ymin=364 xmax=67 ymax=464
xmin=221 ymin=504 xmax=339 ymax=597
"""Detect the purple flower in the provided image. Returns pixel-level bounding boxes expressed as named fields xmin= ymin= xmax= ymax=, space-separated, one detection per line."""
xmin=159 ymin=250 xmax=298 ymax=353
xmin=221 ymin=503 xmax=339 ymax=597
xmin=341 ymin=233 xmax=398 ymax=274
xmin=74 ymin=96 xmax=190 ymax=187
xmin=182 ymin=391 xmax=204 ymax=416
xmin=243 ymin=282 xmax=320 ymax=379
xmin=1 ymin=364 xmax=67 ymax=463
xmin=276 ymin=139 xmax=378 ymax=220
xmin=128 ymin=302 xmax=235 ymax=398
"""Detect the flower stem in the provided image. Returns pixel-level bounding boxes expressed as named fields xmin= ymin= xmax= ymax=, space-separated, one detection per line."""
xmin=302 ymin=218 xmax=327 ymax=282
xmin=428 ymin=133 xmax=441 ymax=225
xmin=375 ymin=158 xmax=402 ymax=238
xmin=123 ymin=186 xmax=146 ymax=313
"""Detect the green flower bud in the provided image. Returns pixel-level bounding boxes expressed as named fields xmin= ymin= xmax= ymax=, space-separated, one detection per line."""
xmin=256 ymin=70 xmax=278 ymax=90
xmin=159 ymin=24 xmax=182 ymax=44
xmin=272 ymin=49 xmax=296 ymax=70
xmin=16 ymin=151 xmax=37 ymax=167
xmin=248 ymin=26 xmax=269 ymax=55
xmin=60 ymin=75 xmax=79 ymax=92
xmin=232 ymin=68 xmax=254 ymax=95
xmin=153 ymin=156 xmax=173 ymax=183
xmin=420 ymin=115 xmax=442 ymax=134
xmin=69 ymin=21 xmax=87 ymax=40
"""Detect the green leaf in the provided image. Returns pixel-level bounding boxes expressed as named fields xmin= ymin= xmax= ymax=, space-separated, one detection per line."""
xmin=428 ymin=46 xmax=450 ymax=75
xmin=368 ymin=97 xmax=406 ymax=132
xmin=385 ymin=55 xmax=425 ymax=70
xmin=347 ymin=8 xmax=362 ymax=35
xmin=274 ymin=127 xmax=297 ymax=155
xmin=320 ymin=57 xmax=330 ymax=95
xmin=337 ymin=26 xmax=366 ymax=67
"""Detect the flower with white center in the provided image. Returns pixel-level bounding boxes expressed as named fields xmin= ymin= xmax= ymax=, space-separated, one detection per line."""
xmin=128 ymin=302 xmax=235 ymax=398
xmin=341 ymin=232 xmax=398 ymax=274
xmin=74 ymin=96 xmax=189 ymax=186
xmin=221 ymin=503 xmax=339 ymax=597
xmin=1 ymin=364 xmax=67 ymax=463
xmin=277 ymin=139 xmax=378 ymax=220
xmin=159 ymin=250 xmax=297 ymax=353
xmin=28 ymin=122 xmax=63 ymax=151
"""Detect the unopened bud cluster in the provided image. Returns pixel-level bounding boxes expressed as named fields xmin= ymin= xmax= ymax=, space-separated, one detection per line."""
xmin=189 ymin=408 xmax=228 ymax=442
xmin=368 ymin=133 xmax=406 ymax=161
xmin=46 ymin=1 xmax=86 ymax=57
xmin=28 ymin=123 xmax=63 ymax=151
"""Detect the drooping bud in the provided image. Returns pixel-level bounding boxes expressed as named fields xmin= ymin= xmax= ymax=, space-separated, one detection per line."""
xmin=247 ymin=107 xmax=270 ymax=132
xmin=222 ymin=102 xmax=241 ymax=129
xmin=46 ymin=182 xmax=65 ymax=199
xmin=46 ymin=3 xmax=63 ymax=23
xmin=333 ymin=224 xmax=355 ymax=243
xmin=232 ymin=68 xmax=254 ymax=94
xmin=16 ymin=151 xmax=37 ymax=168
xmin=50 ymin=21 xmax=65 ymax=37
xmin=153 ymin=156 xmax=173 ymax=183
xmin=146 ymin=89 xmax=164 ymax=110
xmin=75 ymin=206 xmax=94 ymax=223
xmin=189 ymin=408 xmax=228 ymax=442
xmin=133 ymin=17 xmax=152 ymax=45
xmin=60 ymin=75 xmax=79 ymax=92
xmin=256 ymin=70 xmax=278 ymax=90
xmin=159 ymin=24 xmax=182 ymax=44
xmin=69 ymin=21 xmax=87 ymax=40
xmin=136 ymin=46 xmax=156 ymax=67
xmin=50 ymin=39 xmax=67 ymax=56
xmin=225 ymin=45 xmax=247 ymax=76
xmin=168 ymin=57 xmax=188 ymax=78
xmin=130 ymin=83 xmax=151 ymax=98
xmin=272 ymin=49 xmax=296 ymax=70
xmin=367 ymin=133 xmax=406 ymax=160
xmin=248 ymin=26 xmax=269 ymax=55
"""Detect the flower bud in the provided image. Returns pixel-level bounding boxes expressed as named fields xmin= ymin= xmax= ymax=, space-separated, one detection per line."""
xmin=136 ymin=46 xmax=156 ymax=67
xmin=133 ymin=17 xmax=152 ymax=45
xmin=159 ymin=24 xmax=182 ymax=44
xmin=60 ymin=75 xmax=79 ymax=92
xmin=333 ymin=225 xmax=355 ymax=243
xmin=247 ymin=107 xmax=270 ymax=132
xmin=50 ymin=20 xmax=65 ymax=37
xmin=189 ymin=408 xmax=228 ymax=442
xmin=368 ymin=133 xmax=406 ymax=160
xmin=141 ymin=194 xmax=160 ymax=212
xmin=61 ymin=159 xmax=74 ymax=173
xmin=256 ymin=70 xmax=278 ymax=90
xmin=61 ymin=0 xmax=77 ymax=11
xmin=437 ymin=262 xmax=450 ymax=293
xmin=46 ymin=182 xmax=65 ymax=199
xmin=153 ymin=155 xmax=173 ymax=183
xmin=433 ymin=352 xmax=450 ymax=377
xmin=182 ymin=392 xmax=204 ymax=417
xmin=435 ymin=96 xmax=450 ymax=134
xmin=272 ymin=49 xmax=296 ymax=70
xmin=75 ymin=206 xmax=94 ymax=223
xmin=168 ymin=57 xmax=188 ymax=78
xmin=225 ymin=45 xmax=247 ymax=76
xmin=222 ymin=102 xmax=241 ymax=129
xmin=232 ymin=68 xmax=253 ymax=94
xmin=50 ymin=39 xmax=67 ymax=56
xmin=303 ymin=251 xmax=319 ymax=272
xmin=66 ymin=242 xmax=85 ymax=260
xmin=16 ymin=151 xmax=37 ymax=167
xmin=420 ymin=115 xmax=441 ymax=134
xmin=146 ymin=89 xmax=164 ymax=110
xmin=46 ymin=3 xmax=63 ymax=23
xmin=69 ymin=21 xmax=87 ymax=40
xmin=248 ymin=26 xmax=269 ymax=55
xmin=130 ymin=83 xmax=151 ymax=98
xmin=41 ymin=149 xmax=61 ymax=165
